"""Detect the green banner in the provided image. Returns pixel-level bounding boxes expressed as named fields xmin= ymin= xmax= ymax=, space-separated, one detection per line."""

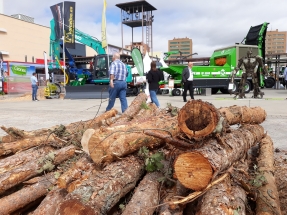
xmin=131 ymin=48 xmax=144 ymax=76
xmin=11 ymin=65 xmax=27 ymax=76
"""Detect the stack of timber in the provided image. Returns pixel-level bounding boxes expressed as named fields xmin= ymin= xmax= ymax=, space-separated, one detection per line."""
xmin=0 ymin=94 xmax=284 ymax=215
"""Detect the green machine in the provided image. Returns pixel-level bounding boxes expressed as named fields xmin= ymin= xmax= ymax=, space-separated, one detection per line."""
xmin=160 ymin=22 xmax=269 ymax=95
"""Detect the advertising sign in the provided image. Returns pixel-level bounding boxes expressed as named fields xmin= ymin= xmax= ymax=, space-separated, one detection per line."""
xmin=63 ymin=1 xmax=76 ymax=49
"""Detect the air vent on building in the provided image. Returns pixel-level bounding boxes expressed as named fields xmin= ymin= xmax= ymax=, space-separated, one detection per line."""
xmin=11 ymin=14 xmax=34 ymax=23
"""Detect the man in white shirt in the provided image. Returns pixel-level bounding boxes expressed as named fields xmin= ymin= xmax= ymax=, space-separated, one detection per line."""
xmin=30 ymin=72 xmax=39 ymax=101
xmin=181 ymin=62 xmax=194 ymax=102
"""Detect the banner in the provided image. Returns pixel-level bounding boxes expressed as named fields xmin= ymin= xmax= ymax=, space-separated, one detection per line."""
xmin=101 ymin=0 xmax=107 ymax=49
xmin=131 ymin=48 xmax=144 ymax=76
xmin=50 ymin=2 xmax=63 ymax=40
xmin=64 ymin=1 xmax=76 ymax=49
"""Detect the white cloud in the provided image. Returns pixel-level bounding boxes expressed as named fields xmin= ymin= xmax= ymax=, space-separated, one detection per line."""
xmin=3 ymin=0 xmax=287 ymax=57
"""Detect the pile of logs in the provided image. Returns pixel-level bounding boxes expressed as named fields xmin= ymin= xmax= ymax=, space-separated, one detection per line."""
xmin=0 ymin=93 xmax=283 ymax=215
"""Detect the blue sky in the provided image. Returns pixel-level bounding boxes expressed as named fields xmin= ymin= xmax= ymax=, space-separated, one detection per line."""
xmin=2 ymin=0 xmax=287 ymax=57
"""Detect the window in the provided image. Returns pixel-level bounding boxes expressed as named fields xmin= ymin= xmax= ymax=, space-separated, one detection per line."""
xmin=181 ymin=41 xmax=190 ymax=44
xmin=170 ymin=42 xmax=178 ymax=44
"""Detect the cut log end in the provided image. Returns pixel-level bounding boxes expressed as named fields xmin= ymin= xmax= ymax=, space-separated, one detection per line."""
xmin=57 ymin=199 xmax=96 ymax=215
xmin=174 ymin=152 xmax=213 ymax=191
xmin=178 ymin=100 xmax=220 ymax=138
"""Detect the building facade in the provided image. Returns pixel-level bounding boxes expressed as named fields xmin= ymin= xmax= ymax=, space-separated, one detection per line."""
xmin=168 ymin=37 xmax=193 ymax=60
xmin=265 ymin=29 xmax=287 ymax=55
xmin=125 ymin=42 xmax=150 ymax=55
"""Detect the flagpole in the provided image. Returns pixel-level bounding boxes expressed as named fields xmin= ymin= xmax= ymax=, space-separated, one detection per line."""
xmin=62 ymin=1 xmax=66 ymax=87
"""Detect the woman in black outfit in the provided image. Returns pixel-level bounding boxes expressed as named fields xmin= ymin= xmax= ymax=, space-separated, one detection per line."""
xmin=146 ymin=61 xmax=164 ymax=107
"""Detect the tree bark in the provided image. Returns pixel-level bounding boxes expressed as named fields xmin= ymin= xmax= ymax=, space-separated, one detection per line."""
xmin=0 ymin=172 xmax=58 ymax=215
xmin=0 ymin=145 xmax=76 ymax=195
xmin=66 ymin=167 xmax=94 ymax=193
xmin=0 ymin=135 xmax=56 ymax=156
xmin=30 ymin=188 xmax=68 ymax=215
xmin=112 ymin=92 xmax=147 ymax=125
xmin=57 ymin=156 xmax=95 ymax=189
xmin=122 ymin=171 xmax=162 ymax=215
xmin=83 ymin=108 xmax=118 ymax=129
xmin=218 ymin=105 xmax=266 ymax=125
xmin=87 ymin=114 xmax=178 ymax=166
xmin=256 ymin=135 xmax=282 ymax=215
xmin=178 ymin=100 xmax=266 ymax=139
xmin=158 ymin=181 xmax=189 ymax=215
xmin=196 ymin=177 xmax=247 ymax=215
xmin=174 ymin=124 xmax=265 ymax=191
xmin=0 ymin=145 xmax=53 ymax=174
xmin=55 ymin=155 xmax=144 ymax=215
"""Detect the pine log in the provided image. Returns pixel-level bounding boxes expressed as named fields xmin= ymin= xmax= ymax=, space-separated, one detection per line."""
xmin=196 ymin=177 xmax=246 ymax=215
xmin=256 ymin=135 xmax=282 ymax=215
xmin=218 ymin=105 xmax=266 ymax=125
xmin=174 ymin=124 xmax=265 ymax=191
xmin=112 ymin=92 xmax=148 ymax=125
xmin=0 ymin=145 xmax=76 ymax=195
xmin=178 ymin=100 xmax=266 ymax=139
xmin=87 ymin=114 xmax=178 ymax=165
xmin=55 ymin=155 xmax=144 ymax=215
xmin=0 ymin=134 xmax=18 ymax=143
xmin=83 ymin=108 xmax=118 ymax=129
xmin=122 ymin=171 xmax=162 ymax=215
xmin=66 ymin=167 xmax=94 ymax=193
xmin=57 ymin=156 xmax=95 ymax=188
xmin=158 ymin=181 xmax=189 ymax=215
xmin=30 ymin=188 xmax=68 ymax=215
xmin=0 ymin=135 xmax=55 ymax=156
xmin=0 ymin=172 xmax=58 ymax=215
xmin=0 ymin=145 xmax=53 ymax=174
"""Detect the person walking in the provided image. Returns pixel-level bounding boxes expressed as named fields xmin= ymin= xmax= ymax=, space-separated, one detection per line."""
xmin=30 ymin=72 xmax=39 ymax=101
xmin=146 ymin=61 xmax=164 ymax=107
xmin=182 ymin=62 xmax=194 ymax=102
xmin=106 ymin=52 xmax=128 ymax=113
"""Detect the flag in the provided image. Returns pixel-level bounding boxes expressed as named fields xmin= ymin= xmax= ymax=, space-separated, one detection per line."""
xmin=50 ymin=2 xmax=64 ymax=40
xmin=101 ymin=0 xmax=107 ymax=49
xmin=63 ymin=1 xmax=76 ymax=49
xmin=131 ymin=48 xmax=144 ymax=76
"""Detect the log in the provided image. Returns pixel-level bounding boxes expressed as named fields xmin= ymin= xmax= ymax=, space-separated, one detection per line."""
xmin=30 ymin=188 xmax=68 ymax=215
xmin=56 ymin=155 xmax=144 ymax=215
xmin=256 ymin=135 xmax=282 ymax=215
xmin=83 ymin=108 xmax=118 ymax=129
xmin=122 ymin=171 xmax=162 ymax=215
xmin=66 ymin=167 xmax=94 ymax=193
xmin=178 ymin=100 xmax=266 ymax=139
xmin=0 ymin=145 xmax=76 ymax=195
xmin=86 ymin=114 xmax=178 ymax=165
xmin=0 ymin=172 xmax=58 ymax=215
xmin=196 ymin=177 xmax=247 ymax=215
xmin=158 ymin=181 xmax=189 ymax=215
xmin=113 ymin=92 xmax=148 ymax=125
xmin=218 ymin=105 xmax=267 ymax=125
xmin=0 ymin=135 xmax=55 ymax=156
xmin=57 ymin=156 xmax=95 ymax=188
xmin=174 ymin=124 xmax=265 ymax=191
xmin=0 ymin=145 xmax=53 ymax=174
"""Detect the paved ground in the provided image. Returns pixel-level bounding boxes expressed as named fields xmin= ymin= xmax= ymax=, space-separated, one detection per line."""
xmin=0 ymin=88 xmax=286 ymax=149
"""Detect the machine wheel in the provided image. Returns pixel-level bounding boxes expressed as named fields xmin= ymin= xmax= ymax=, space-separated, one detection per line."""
xmin=211 ymin=88 xmax=219 ymax=94
xmin=53 ymin=83 xmax=62 ymax=95
xmin=244 ymin=80 xmax=251 ymax=93
xmin=172 ymin=88 xmax=181 ymax=96
xmin=132 ymin=87 xmax=139 ymax=96
xmin=264 ymin=77 xmax=275 ymax=88
xmin=157 ymin=89 xmax=163 ymax=95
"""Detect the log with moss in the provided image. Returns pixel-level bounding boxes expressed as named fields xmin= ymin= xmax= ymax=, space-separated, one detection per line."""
xmin=178 ymin=100 xmax=266 ymax=139
xmin=174 ymin=124 xmax=265 ymax=191
xmin=0 ymin=145 xmax=76 ymax=194
xmin=55 ymin=156 xmax=144 ymax=215
xmin=85 ymin=113 xmax=178 ymax=166
xmin=0 ymin=145 xmax=53 ymax=174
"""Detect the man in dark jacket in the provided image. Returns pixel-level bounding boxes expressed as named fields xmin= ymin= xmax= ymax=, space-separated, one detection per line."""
xmin=181 ymin=62 xmax=194 ymax=102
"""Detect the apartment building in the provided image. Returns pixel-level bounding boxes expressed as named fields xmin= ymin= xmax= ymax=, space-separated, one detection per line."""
xmin=168 ymin=37 xmax=193 ymax=60
xmin=265 ymin=29 xmax=287 ymax=55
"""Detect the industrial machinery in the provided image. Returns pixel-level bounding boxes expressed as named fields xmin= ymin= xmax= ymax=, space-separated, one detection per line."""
xmin=159 ymin=22 xmax=270 ymax=95
xmin=48 ymin=19 xmax=137 ymax=99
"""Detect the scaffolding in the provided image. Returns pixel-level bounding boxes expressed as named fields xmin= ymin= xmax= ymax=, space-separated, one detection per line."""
xmin=116 ymin=1 xmax=156 ymax=56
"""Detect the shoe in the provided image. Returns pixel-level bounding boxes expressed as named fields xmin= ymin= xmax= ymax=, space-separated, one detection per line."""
xmin=35 ymin=99 xmax=39 ymax=101
xmin=183 ymin=100 xmax=187 ymax=102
